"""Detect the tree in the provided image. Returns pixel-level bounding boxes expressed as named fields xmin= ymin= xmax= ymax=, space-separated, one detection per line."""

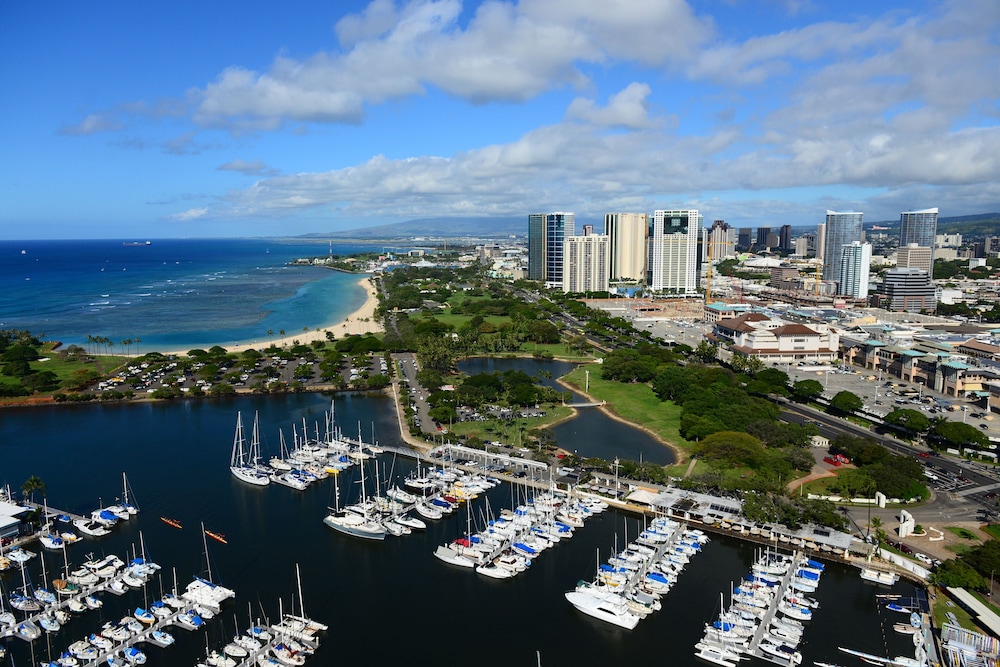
xmin=883 ymin=408 xmax=930 ymax=434
xmin=692 ymin=431 xmax=766 ymax=468
xmin=21 ymin=475 xmax=46 ymax=503
xmin=694 ymin=340 xmax=718 ymax=362
xmin=791 ymin=379 xmax=824 ymax=402
xmin=829 ymin=390 xmax=863 ymax=414
xmin=930 ymin=420 xmax=988 ymax=449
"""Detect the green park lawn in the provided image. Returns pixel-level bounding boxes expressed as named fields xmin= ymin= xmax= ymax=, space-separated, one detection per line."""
xmin=560 ymin=365 xmax=690 ymax=456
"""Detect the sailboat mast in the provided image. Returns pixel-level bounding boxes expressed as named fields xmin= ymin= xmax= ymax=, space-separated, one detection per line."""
xmin=296 ymin=563 xmax=306 ymax=618
xmin=201 ymin=522 xmax=212 ymax=584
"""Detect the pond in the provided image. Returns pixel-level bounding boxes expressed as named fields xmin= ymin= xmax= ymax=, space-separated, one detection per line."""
xmin=457 ymin=357 xmax=675 ymax=465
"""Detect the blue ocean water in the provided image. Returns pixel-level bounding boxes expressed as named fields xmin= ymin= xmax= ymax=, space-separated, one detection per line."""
xmin=0 ymin=239 xmax=377 ymax=351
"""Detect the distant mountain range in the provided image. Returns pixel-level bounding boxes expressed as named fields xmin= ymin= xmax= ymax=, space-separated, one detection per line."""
xmin=299 ymin=212 xmax=1000 ymax=241
xmin=868 ymin=212 xmax=1000 ymax=235
xmin=300 ymin=216 xmax=526 ymax=240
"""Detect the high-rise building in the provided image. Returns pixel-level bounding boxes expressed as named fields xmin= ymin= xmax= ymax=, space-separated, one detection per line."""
xmin=794 ymin=236 xmax=809 ymax=257
xmin=527 ymin=212 xmax=574 ymax=287
xmin=604 ymin=212 xmax=648 ymax=283
xmin=821 ymin=211 xmax=864 ymax=286
xmin=563 ymin=229 xmax=609 ymax=293
xmin=737 ymin=228 xmax=752 ymax=252
xmin=839 ymin=241 xmax=872 ymax=299
xmin=897 ymin=243 xmax=933 ymax=274
xmin=900 ymin=208 xmax=938 ymax=262
xmin=779 ymin=225 xmax=792 ymax=251
xmin=756 ymin=227 xmax=771 ymax=249
xmin=877 ymin=268 xmax=937 ymax=312
xmin=649 ymin=209 xmax=702 ymax=294
xmin=702 ymin=220 xmax=735 ymax=261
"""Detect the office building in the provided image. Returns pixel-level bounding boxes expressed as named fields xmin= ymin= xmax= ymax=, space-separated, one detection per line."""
xmin=839 ymin=241 xmax=872 ymax=299
xmin=877 ymin=268 xmax=937 ymax=312
xmin=821 ymin=211 xmax=864 ymax=286
xmin=649 ymin=209 xmax=702 ymax=294
xmin=563 ymin=229 xmax=609 ymax=293
xmin=528 ymin=212 xmax=574 ymax=287
xmin=897 ymin=243 xmax=933 ymax=274
xmin=900 ymin=208 xmax=938 ymax=262
xmin=604 ymin=212 xmax=648 ymax=283
xmin=702 ymin=220 xmax=736 ymax=261
xmin=779 ymin=225 xmax=792 ymax=251
xmin=737 ymin=228 xmax=753 ymax=252
xmin=756 ymin=227 xmax=771 ymax=249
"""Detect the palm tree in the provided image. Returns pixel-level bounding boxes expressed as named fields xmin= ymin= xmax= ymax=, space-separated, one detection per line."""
xmin=134 ymin=337 xmax=141 ymax=355
xmin=21 ymin=476 xmax=45 ymax=504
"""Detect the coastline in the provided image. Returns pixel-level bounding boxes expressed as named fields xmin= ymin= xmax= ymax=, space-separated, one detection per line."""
xmin=162 ymin=276 xmax=383 ymax=355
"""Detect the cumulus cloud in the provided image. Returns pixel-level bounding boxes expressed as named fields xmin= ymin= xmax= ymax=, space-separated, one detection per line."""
xmin=188 ymin=0 xmax=712 ymax=130
xmin=565 ymin=83 xmax=661 ymax=129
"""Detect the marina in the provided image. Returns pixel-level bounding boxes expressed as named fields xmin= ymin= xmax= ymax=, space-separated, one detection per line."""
xmin=0 ymin=391 xmax=928 ymax=665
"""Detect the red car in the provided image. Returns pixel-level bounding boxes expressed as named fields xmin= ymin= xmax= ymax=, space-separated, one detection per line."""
xmin=918 ymin=452 xmax=931 ymax=458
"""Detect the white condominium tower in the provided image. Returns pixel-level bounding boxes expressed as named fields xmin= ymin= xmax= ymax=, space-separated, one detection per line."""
xmin=649 ymin=209 xmax=702 ymax=294
xmin=604 ymin=212 xmax=648 ymax=283
xmin=563 ymin=228 xmax=609 ymax=293
xmin=821 ymin=210 xmax=864 ymax=286
xmin=839 ymin=241 xmax=872 ymax=299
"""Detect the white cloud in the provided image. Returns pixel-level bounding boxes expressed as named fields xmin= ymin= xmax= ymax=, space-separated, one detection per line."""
xmin=565 ymin=83 xmax=660 ymax=129
xmin=170 ymin=207 xmax=209 ymax=221
xmin=334 ymin=0 xmax=400 ymax=48
xmin=188 ymin=0 xmax=713 ymax=130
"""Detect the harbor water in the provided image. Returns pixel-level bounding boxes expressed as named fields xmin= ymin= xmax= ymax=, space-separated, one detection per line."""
xmin=2 ymin=391 xmax=920 ymax=666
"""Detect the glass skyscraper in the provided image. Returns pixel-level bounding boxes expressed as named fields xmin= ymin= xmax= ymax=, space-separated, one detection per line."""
xmin=822 ymin=210 xmax=864 ymax=286
xmin=900 ymin=208 xmax=938 ymax=262
xmin=527 ymin=212 xmax=574 ymax=286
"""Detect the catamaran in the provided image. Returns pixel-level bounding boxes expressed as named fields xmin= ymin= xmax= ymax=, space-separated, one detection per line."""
xmin=322 ymin=461 xmax=386 ymax=540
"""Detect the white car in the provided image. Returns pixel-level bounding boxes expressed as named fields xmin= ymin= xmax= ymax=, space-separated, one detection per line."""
xmin=914 ymin=553 xmax=933 ymax=565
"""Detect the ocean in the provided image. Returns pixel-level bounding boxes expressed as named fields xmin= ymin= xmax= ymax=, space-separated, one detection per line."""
xmin=0 ymin=239 xmax=378 ymax=351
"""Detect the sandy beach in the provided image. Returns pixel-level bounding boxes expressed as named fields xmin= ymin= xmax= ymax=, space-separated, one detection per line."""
xmin=159 ymin=276 xmax=383 ymax=355
xmin=228 ymin=276 xmax=383 ymax=354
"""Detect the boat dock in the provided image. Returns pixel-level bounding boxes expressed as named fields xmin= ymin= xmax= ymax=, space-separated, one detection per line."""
xmin=195 ymin=613 xmax=328 ymax=666
xmin=744 ymin=549 xmax=806 ymax=666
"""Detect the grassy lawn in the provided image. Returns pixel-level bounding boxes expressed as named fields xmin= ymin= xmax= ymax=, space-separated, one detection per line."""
xmin=984 ymin=524 xmax=1000 ymax=541
xmin=933 ymin=594 xmax=980 ymax=631
xmin=417 ymin=312 xmax=510 ymax=330
xmin=946 ymin=544 xmax=976 ymax=556
xmin=0 ymin=350 xmax=129 ymax=396
xmin=445 ymin=404 xmax=575 ymax=445
xmin=518 ymin=342 xmax=592 ymax=360
xmin=561 ymin=365 xmax=690 ymax=455
xmin=800 ymin=476 xmax=842 ymax=495
xmin=946 ymin=526 xmax=982 ymax=541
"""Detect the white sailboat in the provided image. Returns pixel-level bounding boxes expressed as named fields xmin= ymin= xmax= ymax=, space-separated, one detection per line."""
xmin=230 ymin=412 xmax=270 ymax=486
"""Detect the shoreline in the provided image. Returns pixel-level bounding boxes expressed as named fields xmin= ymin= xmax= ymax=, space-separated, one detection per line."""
xmin=161 ymin=276 xmax=383 ymax=355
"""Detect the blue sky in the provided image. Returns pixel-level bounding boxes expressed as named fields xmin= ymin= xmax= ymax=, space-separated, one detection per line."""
xmin=2 ymin=0 xmax=998 ymax=239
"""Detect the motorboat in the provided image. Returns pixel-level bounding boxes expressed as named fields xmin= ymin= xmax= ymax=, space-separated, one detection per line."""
xmin=564 ymin=588 xmax=641 ymax=630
